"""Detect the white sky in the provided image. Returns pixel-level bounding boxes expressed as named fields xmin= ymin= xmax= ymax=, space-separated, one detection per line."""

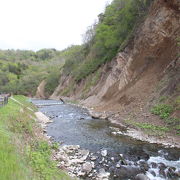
xmin=0 ymin=0 xmax=112 ymax=51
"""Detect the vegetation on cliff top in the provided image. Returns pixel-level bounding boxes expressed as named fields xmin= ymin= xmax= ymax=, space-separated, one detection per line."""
xmin=0 ymin=0 xmax=152 ymax=97
xmin=63 ymin=0 xmax=152 ymax=83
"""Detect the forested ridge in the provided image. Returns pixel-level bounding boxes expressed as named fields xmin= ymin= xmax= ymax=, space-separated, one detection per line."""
xmin=0 ymin=0 xmax=153 ymax=97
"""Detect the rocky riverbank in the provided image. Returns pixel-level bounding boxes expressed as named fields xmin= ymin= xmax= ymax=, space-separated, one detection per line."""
xmin=86 ymin=108 xmax=180 ymax=149
xmin=52 ymin=145 xmax=180 ymax=180
xmin=35 ymin=108 xmax=180 ymax=180
xmin=49 ymin=98 xmax=180 ymax=149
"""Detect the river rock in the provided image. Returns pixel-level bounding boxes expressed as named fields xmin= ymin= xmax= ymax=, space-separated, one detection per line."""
xmin=167 ymin=167 xmax=176 ymax=178
xmin=77 ymin=171 xmax=86 ymax=177
xmin=79 ymin=149 xmax=89 ymax=160
xmin=115 ymin=166 xmax=143 ymax=179
xmin=101 ymin=150 xmax=108 ymax=157
xmin=70 ymin=158 xmax=84 ymax=165
xmin=97 ymin=168 xmax=110 ymax=180
xmin=82 ymin=162 xmax=93 ymax=174
xmin=91 ymin=161 xmax=95 ymax=168
xmin=135 ymin=174 xmax=150 ymax=180
xmin=158 ymin=162 xmax=167 ymax=170
xmin=159 ymin=168 xmax=166 ymax=177
xmin=55 ymin=152 xmax=69 ymax=162
xmin=62 ymin=145 xmax=80 ymax=152
xmin=149 ymin=170 xmax=156 ymax=177
xmin=151 ymin=162 xmax=158 ymax=168
xmin=139 ymin=161 xmax=149 ymax=171
xmin=175 ymin=169 xmax=180 ymax=177
xmin=91 ymin=155 xmax=97 ymax=161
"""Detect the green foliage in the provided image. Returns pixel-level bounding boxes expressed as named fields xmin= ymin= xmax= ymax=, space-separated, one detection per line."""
xmin=61 ymin=83 xmax=75 ymax=96
xmin=0 ymin=98 xmax=30 ymax=180
xmin=174 ymin=96 xmax=180 ymax=110
xmin=81 ymin=70 xmax=101 ymax=98
xmin=74 ymin=58 xmax=103 ymax=81
xmin=159 ymin=96 xmax=168 ymax=102
xmin=0 ymin=0 xmax=153 ymax=95
xmin=0 ymin=96 xmax=70 ymax=180
xmin=151 ymin=104 xmax=173 ymax=119
xmin=0 ymin=49 xmax=64 ymax=96
xmin=51 ymin=142 xmax=60 ymax=150
xmin=62 ymin=0 xmax=152 ymax=82
xmin=165 ymin=117 xmax=180 ymax=135
xmin=165 ymin=117 xmax=180 ymax=126
xmin=135 ymin=122 xmax=169 ymax=132
xmin=62 ymin=45 xmax=86 ymax=75
xmin=28 ymin=141 xmax=68 ymax=180
xmin=125 ymin=119 xmax=169 ymax=137
xmin=150 ymin=103 xmax=180 ymax=135
xmin=44 ymin=68 xmax=60 ymax=96
xmin=35 ymin=49 xmax=56 ymax=60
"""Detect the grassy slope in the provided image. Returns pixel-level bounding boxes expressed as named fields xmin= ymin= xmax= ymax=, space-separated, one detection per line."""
xmin=0 ymin=95 xmax=71 ymax=180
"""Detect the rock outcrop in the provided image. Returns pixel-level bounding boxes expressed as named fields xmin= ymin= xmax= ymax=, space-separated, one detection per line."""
xmin=82 ymin=0 xmax=180 ymax=107
xmin=35 ymin=80 xmax=46 ymax=99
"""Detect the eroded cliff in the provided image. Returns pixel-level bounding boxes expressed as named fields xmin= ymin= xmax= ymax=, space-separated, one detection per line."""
xmin=50 ymin=0 xmax=180 ymax=142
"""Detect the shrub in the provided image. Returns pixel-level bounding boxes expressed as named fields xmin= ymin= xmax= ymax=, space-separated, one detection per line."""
xmin=45 ymin=70 xmax=60 ymax=96
xmin=151 ymin=104 xmax=173 ymax=119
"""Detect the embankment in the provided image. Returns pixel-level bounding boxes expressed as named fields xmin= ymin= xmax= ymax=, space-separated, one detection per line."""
xmin=0 ymin=95 xmax=70 ymax=180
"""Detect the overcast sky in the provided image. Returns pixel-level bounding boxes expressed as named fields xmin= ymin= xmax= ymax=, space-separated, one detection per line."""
xmin=0 ymin=0 xmax=112 ymax=51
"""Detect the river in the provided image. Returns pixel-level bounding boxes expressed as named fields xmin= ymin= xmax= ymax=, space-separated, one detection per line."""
xmin=32 ymin=99 xmax=180 ymax=180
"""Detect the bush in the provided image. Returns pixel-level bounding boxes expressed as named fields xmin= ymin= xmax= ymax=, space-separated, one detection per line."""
xmin=45 ymin=69 xmax=60 ymax=96
xmin=70 ymin=0 xmax=152 ymax=81
xmin=151 ymin=104 xmax=173 ymax=119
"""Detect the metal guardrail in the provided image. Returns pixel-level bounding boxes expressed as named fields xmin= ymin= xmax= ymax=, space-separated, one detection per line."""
xmin=0 ymin=95 xmax=9 ymax=107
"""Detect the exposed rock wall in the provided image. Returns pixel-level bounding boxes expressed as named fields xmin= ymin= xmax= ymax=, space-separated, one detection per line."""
xmin=35 ymin=80 xmax=47 ymax=99
xmin=50 ymin=0 xmax=179 ymax=113
xmin=82 ymin=0 xmax=180 ymax=107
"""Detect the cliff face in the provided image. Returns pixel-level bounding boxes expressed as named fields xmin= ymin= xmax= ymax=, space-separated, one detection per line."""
xmin=35 ymin=80 xmax=47 ymax=99
xmin=81 ymin=0 xmax=179 ymax=107
xmin=48 ymin=0 xmax=180 ymax=142
xmin=51 ymin=0 xmax=179 ymax=122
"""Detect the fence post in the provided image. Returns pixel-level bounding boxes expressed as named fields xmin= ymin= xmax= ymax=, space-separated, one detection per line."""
xmin=0 ymin=95 xmax=9 ymax=107
xmin=0 ymin=97 xmax=3 ymax=107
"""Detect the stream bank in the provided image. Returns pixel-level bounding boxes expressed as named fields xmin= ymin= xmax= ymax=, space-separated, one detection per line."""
xmin=87 ymin=108 xmax=180 ymax=149
xmin=32 ymin=99 xmax=180 ymax=180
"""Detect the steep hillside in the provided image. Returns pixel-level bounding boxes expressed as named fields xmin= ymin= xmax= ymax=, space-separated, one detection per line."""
xmin=0 ymin=96 xmax=70 ymax=180
xmin=83 ymin=0 xmax=179 ymax=107
xmin=51 ymin=0 xmax=180 ymax=141
xmin=0 ymin=48 xmax=67 ymax=96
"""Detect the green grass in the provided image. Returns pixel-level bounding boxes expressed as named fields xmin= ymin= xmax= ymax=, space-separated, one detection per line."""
xmin=0 ymin=95 xmax=71 ymax=180
xmin=0 ymin=96 xmax=33 ymax=180
xmin=165 ymin=117 xmax=180 ymax=135
xmin=134 ymin=122 xmax=169 ymax=132
xmin=150 ymin=103 xmax=180 ymax=135
xmin=175 ymin=96 xmax=180 ymax=110
xmin=27 ymin=141 xmax=70 ymax=180
xmin=151 ymin=104 xmax=173 ymax=119
xmin=125 ymin=119 xmax=169 ymax=137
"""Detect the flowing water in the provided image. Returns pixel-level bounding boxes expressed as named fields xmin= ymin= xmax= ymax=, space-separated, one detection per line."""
xmin=32 ymin=99 xmax=180 ymax=180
